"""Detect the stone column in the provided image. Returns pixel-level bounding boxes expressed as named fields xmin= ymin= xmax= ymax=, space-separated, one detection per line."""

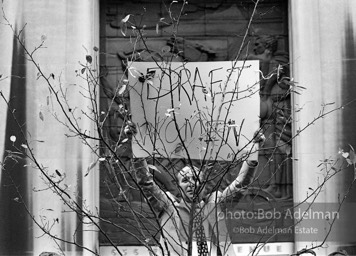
xmin=0 ymin=1 xmax=100 ymax=255
xmin=290 ymin=0 xmax=356 ymax=254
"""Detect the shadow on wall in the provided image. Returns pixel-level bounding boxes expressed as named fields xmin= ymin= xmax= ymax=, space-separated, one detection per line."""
xmin=0 ymin=34 xmax=31 ymax=254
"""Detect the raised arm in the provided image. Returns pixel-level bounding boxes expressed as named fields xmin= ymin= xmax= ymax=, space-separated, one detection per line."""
xmin=125 ymin=120 xmax=175 ymax=213
xmin=133 ymin=159 xmax=175 ymax=214
xmin=218 ymin=131 xmax=264 ymax=201
xmin=219 ymin=159 xmax=258 ymax=200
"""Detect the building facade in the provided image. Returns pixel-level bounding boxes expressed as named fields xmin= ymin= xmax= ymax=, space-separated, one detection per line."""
xmin=1 ymin=0 xmax=356 ymax=255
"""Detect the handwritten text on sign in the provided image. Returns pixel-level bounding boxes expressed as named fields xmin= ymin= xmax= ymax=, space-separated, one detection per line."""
xmin=129 ymin=61 xmax=260 ymax=160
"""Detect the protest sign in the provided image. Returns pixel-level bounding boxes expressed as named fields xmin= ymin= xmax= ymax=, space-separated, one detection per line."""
xmin=128 ymin=61 xmax=260 ymax=161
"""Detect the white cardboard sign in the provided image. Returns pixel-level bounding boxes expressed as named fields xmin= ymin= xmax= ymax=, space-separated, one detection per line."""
xmin=128 ymin=61 xmax=260 ymax=161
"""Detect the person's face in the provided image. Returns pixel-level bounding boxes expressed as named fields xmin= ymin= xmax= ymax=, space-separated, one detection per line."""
xmin=253 ymin=39 xmax=266 ymax=55
xmin=177 ymin=166 xmax=200 ymax=202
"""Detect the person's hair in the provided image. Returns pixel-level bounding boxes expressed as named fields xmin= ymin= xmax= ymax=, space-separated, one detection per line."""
xmin=176 ymin=165 xmax=202 ymax=182
xmin=256 ymin=35 xmax=278 ymax=53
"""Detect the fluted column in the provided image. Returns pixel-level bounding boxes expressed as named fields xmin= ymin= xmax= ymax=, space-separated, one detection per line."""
xmin=290 ymin=0 xmax=356 ymax=254
xmin=0 ymin=1 xmax=100 ymax=255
